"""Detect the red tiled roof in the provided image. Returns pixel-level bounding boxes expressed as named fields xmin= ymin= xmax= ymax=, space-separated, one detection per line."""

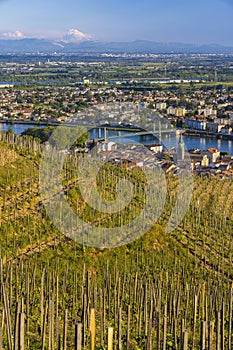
xmin=207 ymin=148 xmax=220 ymax=153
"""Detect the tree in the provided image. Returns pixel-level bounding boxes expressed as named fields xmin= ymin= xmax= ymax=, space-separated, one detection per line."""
xmin=22 ymin=126 xmax=55 ymax=142
xmin=49 ymin=126 xmax=89 ymax=149
xmin=22 ymin=126 xmax=89 ymax=149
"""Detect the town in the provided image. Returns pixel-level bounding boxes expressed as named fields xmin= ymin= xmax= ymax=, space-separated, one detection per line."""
xmin=1 ymin=53 xmax=233 ymax=179
xmin=0 ymin=54 xmax=233 ymax=130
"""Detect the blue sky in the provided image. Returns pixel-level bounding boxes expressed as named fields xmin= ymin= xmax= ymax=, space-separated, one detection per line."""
xmin=0 ymin=0 xmax=233 ymax=44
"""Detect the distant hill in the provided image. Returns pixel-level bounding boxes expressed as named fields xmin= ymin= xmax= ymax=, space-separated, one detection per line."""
xmin=0 ymin=38 xmax=233 ymax=54
xmin=0 ymin=38 xmax=63 ymax=54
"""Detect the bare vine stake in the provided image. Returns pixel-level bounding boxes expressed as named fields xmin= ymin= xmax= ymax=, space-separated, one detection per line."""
xmin=221 ymin=300 xmax=225 ymax=350
xmin=19 ymin=312 xmax=25 ymax=350
xmin=90 ymin=308 xmax=95 ymax=350
xmin=42 ymin=302 xmax=48 ymax=350
xmin=74 ymin=323 xmax=82 ymax=350
xmin=162 ymin=304 xmax=167 ymax=350
xmin=127 ymin=305 xmax=131 ymax=350
xmin=208 ymin=321 xmax=214 ymax=350
xmin=192 ymin=294 xmax=198 ymax=350
xmin=100 ymin=288 xmax=104 ymax=347
xmin=14 ymin=301 xmax=20 ymax=350
xmin=200 ymin=320 xmax=206 ymax=350
xmin=182 ymin=331 xmax=188 ymax=350
xmin=228 ymin=289 xmax=232 ymax=350
xmin=0 ymin=328 xmax=2 ymax=350
xmin=40 ymin=269 xmax=45 ymax=336
xmin=2 ymin=283 xmax=12 ymax=350
xmin=216 ymin=311 xmax=220 ymax=350
xmin=63 ymin=309 xmax=68 ymax=350
xmin=146 ymin=318 xmax=152 ymax=350
xmin=118 ymin=307 xmax=122 ymax=350
xmin=108 ymin=327 xmax=114 ymax=350
xmin=155 ymin=310 xmax=161 ymax=350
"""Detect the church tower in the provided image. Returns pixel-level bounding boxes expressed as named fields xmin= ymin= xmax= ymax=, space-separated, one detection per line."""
xmin=177 ymin=134 xmax=185 ymax=161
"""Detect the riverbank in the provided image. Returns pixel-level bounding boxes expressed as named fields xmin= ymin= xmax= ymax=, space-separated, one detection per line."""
xmin=1 ymin=119 xmax=233 ymax=140
xmin=1 ymin=121 xmax=233 ymax=154
xmin=0 ymin=119 xmax=143 ymax=132
xmin=183 ymin=129 xmax=233 ymax=141
xmin=0 ymin=119 xmax=61 ymax=127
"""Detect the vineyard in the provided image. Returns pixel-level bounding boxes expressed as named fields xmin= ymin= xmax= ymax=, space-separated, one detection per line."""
xmin=0 ymin=131 xmax=232 ymax=349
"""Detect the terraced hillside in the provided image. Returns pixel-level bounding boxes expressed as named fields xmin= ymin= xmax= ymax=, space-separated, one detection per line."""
xmin=0 ymin=133 xmax=232 ymax=349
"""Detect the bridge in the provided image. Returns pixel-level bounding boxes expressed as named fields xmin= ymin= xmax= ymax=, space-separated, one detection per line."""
xmin=89 ymin=126 xmax=180 ymax=142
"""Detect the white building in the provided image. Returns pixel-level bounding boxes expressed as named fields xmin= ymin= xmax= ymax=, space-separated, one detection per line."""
xmin=204 ymin=148 xmax=221 ymax=163
xmin=202 ymin=107 xmax=217 ymax=117
xmin=167 ymin=106 xmax=176 ymax=115
xmin=175 ymin=107 xmax=186 ymax=117
xmin=97 ymin=141 xmax=117 ymax=152
xmin=156 ymin=102 xmax=167 ymax=111
xmin=147 ymin=144 xmax=163 ymax=153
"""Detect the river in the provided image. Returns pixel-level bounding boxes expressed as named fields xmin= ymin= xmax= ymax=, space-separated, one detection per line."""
xmin=0 ymin=122 xmax=233 ymax=155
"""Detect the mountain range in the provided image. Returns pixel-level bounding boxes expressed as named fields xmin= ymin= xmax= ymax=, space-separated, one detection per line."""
xmin=0 ymin=38 xmax=233 ymax=54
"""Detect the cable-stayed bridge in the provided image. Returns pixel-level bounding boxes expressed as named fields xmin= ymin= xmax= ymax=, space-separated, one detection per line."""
xmin=89 ymin=126 xmax=181 ymax=142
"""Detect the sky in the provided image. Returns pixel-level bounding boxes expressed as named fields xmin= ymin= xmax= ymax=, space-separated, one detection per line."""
xmin=0 ymin=0 xmax=233 ymax=45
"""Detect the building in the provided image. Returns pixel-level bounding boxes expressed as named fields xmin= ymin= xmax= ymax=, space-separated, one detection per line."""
xmin=220 ymin=125 xmax=232 ymax=134
xmin=190 ymin=154 xmax=209 ymax=170
xmin=207 ymin=123 xmax=225 ymax=133
xmin=146 ymin=144 xmax=163 ymax=153
xmin=175 ymin=107 xmax=186 ymax=117
xmin=97 ymin=141 xmax=117 ymax=152
xmin=0 ymin=83 xmax=14 ymax=88
xmin=156 ymin=102 xmax=166 ymax=111
xmin=213 ymin=118 xmax=232 ymax=125
xmin=184 ymin=119 xmax=207 ymax=130
xmin=167 ymin=106 xmax=176 ymax=115
xmin=204 ymin=148 xmax=220 ymax=163
xmin=202 ymin=107 xmax=217 ymax=117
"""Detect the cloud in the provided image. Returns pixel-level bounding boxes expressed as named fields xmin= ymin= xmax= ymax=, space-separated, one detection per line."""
xmin=63 ymin=29 xmax=92 ymax=42
xmin=1 ymin=30 xmax=24 ymax=39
